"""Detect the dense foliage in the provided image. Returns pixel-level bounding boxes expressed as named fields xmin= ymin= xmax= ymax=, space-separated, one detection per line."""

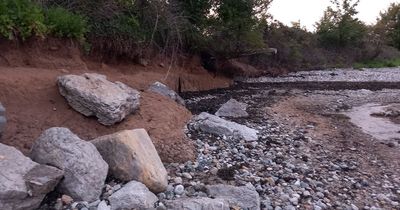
xmin=375 ymin=3 xmax=400 ymax=50
xmin=0 ymin=0 xmax=46 ymax=40
xmin=316 ymin=0 xmax=367 ymax=48
xmin=0 ymin=0 xmax=399 ymax=70
xmin=0 ymin=0 xmax=87 ymax=40
xmin=45 ymin=7 xmax=87 ymax=40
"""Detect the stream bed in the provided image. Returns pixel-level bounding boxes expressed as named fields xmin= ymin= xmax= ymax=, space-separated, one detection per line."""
xmin=344 ymin=103 xmax=400 ymax=141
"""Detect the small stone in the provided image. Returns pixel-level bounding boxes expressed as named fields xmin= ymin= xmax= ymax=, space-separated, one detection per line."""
xmin=284 ymin=205 xmax=296 ymax=210
xmin=316 ymin=192 xmax=325 ymax=198
xmin=112 ymin=185 xmax=121 ymax=192
xmin=89 ymin=200 xmax=100 ymax=207
xmin=210 ymin=168 xmax=219 ymax=175
xmin=158 ymin=193 xmax=166 ymax=201
xmin=182 ymin=172 xmax=193 ymax=179
xmin=62 ymin=195 xmax=73 ymax=205
xmin=174 ymin=177 xmax=183 ymax=184
xmin=97 ymin=200 xmax=110 ymax=210
xmin=351 ymin=204 xmax=359 ymax=210
xmin=54 ymin=199 xmax=63 ymax=210
xmin=174 ymin=185 xmax=185 ymax=195
xmin=289 ymin=197 xmax=299 ymax=205
xmin=303 ymin=191 xmax=311 ymax=197
xmin=377 ymin=193 xmax=388 ymax=201
xmin=157 ymin=202 xmax=167 ymax=210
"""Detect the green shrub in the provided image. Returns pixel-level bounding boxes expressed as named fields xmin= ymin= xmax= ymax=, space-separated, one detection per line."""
xmin=354 ymin=58 xmax=400 ymax=69
xmin=0 ymin=0 xmax=46 ymax=40
xmin=45 ymin=7 xmax=88 ymax=40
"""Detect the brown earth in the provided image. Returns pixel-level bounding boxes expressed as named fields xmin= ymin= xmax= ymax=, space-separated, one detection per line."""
xmin=0 ymin=38 xmax=232 ymax=163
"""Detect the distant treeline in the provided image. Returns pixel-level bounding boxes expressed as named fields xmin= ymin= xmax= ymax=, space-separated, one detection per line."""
xmin=1 ymin=0 xmax=400 ymax=72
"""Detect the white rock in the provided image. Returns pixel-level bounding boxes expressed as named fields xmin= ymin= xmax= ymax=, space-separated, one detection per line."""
xmin=109 ymin=181 xmax=158 ymax=210
xmin=215 ymin=99 xmax=249 ymax=118
xmin=164 ymin=197 xmax=229 ymax=210
xmin=58 ymin=73 xmax=140 ymax=126
xmin=148 ymin=81 xmax=185 ymax=106
xmin=174 ymin=185 xmax=185 ymax=195
xmin=191 ymin=112 xmax=258 ymax=141
xmin=97 ymin=200 xmax=110 ymax=210
xmin=206 ymin=184 xmax=260 ymax=210
xmin=0 ymin=143 xmax=63 ymax=210
xmin=30 ymin=127 xmax=108 ymax=202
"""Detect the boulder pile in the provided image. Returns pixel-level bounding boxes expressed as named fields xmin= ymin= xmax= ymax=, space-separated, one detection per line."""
xmin=0 ymin=73 xmax=267 ymax=210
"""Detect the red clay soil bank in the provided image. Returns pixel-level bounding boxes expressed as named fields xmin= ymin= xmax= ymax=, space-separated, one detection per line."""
xmin=0 ymin=39 xmax=232 ymax=163
xmin=0 ymin=67 xmax=198 ymax=162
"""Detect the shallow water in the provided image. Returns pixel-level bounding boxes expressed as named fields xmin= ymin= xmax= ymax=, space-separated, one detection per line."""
xmin=344 ymin=103 xmax=400 ymax=141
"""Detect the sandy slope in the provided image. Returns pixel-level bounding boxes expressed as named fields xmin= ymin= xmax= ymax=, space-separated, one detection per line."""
xmin=0 ymin=47 xmax=231 ymax=163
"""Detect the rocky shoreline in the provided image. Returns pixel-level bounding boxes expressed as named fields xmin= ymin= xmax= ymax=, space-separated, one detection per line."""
xmin=1 ymin=69 xmax=400 ymax=210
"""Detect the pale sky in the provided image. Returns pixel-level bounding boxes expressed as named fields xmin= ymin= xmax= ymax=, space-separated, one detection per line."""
xmin=269 ymin=0 xmax=400 ymax=31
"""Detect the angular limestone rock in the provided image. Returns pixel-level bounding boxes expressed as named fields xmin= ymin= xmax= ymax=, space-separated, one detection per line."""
xmin=215 ymin=99 xmax=249 ymax=118
xmin=58 ymin=73 xmax=140 ymax=126
xmin=109 ymin=181 xmax=158 ymax=210
xmin=191 ymin=112 xmax=258 ymax=141
xmin=206 ymin=184 xmax=260 ymax=210
xmin=92 ymin=129 xmax=168 ymax=193
xmin=30 ymin=127 xmax=108 ymax=202
xmin=149 ymin=81 xmax=185 ymax=106
xmin=0 ymin=143 xmax=63 ymax=210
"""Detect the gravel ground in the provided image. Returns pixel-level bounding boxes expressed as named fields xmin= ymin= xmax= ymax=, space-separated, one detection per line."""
xmin=165 ymin=73 xmax=400 ymax=210
xmin=42 ymin=69 xmax=400 ymax=210
xmin=242 ymin=68 xmax=400 ymax=83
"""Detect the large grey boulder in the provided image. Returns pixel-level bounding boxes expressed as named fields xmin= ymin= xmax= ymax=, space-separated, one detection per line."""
xmin=191 ymin=112 xmax=258 ymax=142
xmin=92 ymin=129 xmax=168 ymax=193
xmin=148 ymin=81 xmax=185 ymax=106
xmin=0 ymin=143 xmax=63 ymax=210
xmin=58 ymin=73 xmax=140 ymax=126
xmin=30 ymin=127 xmax=108 ymax=202
xmin=0 ymin=102 xmax=6 ymax=138
xmin=215 ymin=99 xmax=249 ymax=118
xmin=206 ymin=184 xmax=260 ymax=210
xmin=164 ymin=197 xmax=230 ymax=210
xmin=109 ymin=181 xmax=158 ymax=210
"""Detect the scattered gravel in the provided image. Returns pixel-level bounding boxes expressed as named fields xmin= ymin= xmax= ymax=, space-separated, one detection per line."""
xmin=243 ymin=67 xmax=400 ymax=83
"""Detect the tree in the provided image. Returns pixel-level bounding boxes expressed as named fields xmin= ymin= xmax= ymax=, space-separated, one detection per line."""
xmin=208 ymin=0 xmax=273 ymax=58
xmin=375 ymin=3 xmax=400 ymax=50
xmin=316 ymin=0 xmax=366 ymax=48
